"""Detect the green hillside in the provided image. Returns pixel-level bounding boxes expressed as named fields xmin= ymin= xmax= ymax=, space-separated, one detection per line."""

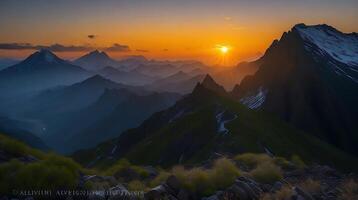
xmin=73 ymin=83 xmax=358 ymax=172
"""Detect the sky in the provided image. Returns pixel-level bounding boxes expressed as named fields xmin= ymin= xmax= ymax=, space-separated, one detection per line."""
xmin=0 ymin=0 xmax=357 ymax=65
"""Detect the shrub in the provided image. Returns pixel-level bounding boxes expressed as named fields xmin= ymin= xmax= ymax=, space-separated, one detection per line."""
xmin=339 ymin=179 xmax=358 ymax=200
xmin=210 ymin=158 xmax=240 ymax=188
xmin=149 ymin=171 xmax=170 ymax=187
xmin=0 ymin=134 xmax=45 ymax=159
xmin=290 ymin=155 xmax=306 ymax=169
xmin=234 ymin=153 xmax=272 ymax=169
xmin=273 ymin=157 xmax=294 ymax=170
xmin=0 ymin=157 xmax=81 ymax=194
xmin=299 ymin=178 xmax=321 ymax=194
xmin=105 ymin=159 xmax=149 ymax=181
xmin=170 ymin=158 xmax=240 ymax=196
xmin=250 ymin=162 xmax=283 ymax=184
xmin=128 ymin=180 xmax=147 ymax=191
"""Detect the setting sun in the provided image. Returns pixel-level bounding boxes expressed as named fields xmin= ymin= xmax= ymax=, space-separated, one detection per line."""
xmin=220 ymin=46 xmax=229 ymax=54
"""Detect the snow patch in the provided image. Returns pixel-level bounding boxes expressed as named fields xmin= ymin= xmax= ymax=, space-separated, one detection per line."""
xmin=296 ymin=25 xmax=358 ymax=68
xmin=215 ymin=110 xmax=238 ymax=135
xmin=240 ymin=87 xmax=267 ymax=109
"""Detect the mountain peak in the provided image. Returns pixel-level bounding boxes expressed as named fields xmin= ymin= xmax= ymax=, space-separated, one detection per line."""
xmin=192 ymin=74 xmax=227 ymax=96
xmin=292 ymin=23 xmax=358 ymax=68
xmin=22 ymin=49 xmax=63 ymax=65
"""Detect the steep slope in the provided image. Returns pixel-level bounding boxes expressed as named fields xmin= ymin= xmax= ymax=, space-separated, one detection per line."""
xmin=0 ymin=117 xmax=49 ymax=150
xmin=0 ymin=49 xmax=91 ymax=96
xmin=73 ymin=76 xmax=358 ymax=171
xmin=64 ymin=90 xmax=181 ymax=153
xmin=73 ymin=50 xmax=119 ymax=71
xmin=232 ymin=24 xmax=358 ymax=155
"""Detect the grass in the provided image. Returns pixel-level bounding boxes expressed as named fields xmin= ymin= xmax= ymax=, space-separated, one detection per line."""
xmin=260 ymin=186 xmax=293 ymax=200
xmin=169 ymin=157 xmax=240 ymax=196
xmin=339 ymin=179 xmax=358 ymax=200
xmin=0 ymin=134 xmax=83 ymax=195
xmin=104 ymin=159 xmax=149 ymax=182
xmin=250 ymin=162 xmax=283 ymax=184
xmin=299 ymin=178 xmax=321 ymax=194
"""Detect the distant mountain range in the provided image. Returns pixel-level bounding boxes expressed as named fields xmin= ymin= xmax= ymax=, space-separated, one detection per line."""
xmin=0 ymin=49 xmax=91 ymax=97
xmin=73 ymin=50 xmax=119 ymax=71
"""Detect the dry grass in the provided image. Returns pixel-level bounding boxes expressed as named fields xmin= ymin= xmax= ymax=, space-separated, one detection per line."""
xmin=250 ymin=162 xmax=283 ymax=184
xmin=340 ymin=179 xmax=358 ymax=200
xmin=299 ymin=178 xmax=321 ymax=194
xmin=260 ymin=186 xmax=293 ymax=200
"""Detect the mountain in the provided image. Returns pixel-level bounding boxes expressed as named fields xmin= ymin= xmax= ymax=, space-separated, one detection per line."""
xmin=0 ymin=49 xmax=91 ymax=97
xmin=63 ymin=90 xmax=181 ymax=153
xmin=212 ymin=61 xmax=259 ymax=90
xmin=73 ymin=50 xmax=119 ymax=71
xmin=0 ymin=58 xmax=19 ymax=70
xmin=0 ymin=117 xmax=49 ymax=151
xmin=116 ymin=55 xmax=148 ymax=71
xmin=73 ymin=76 xmax=358 ymax=171
xmin=97 ymin=66 xmax=158 ymax=85
xmin=232 ymin=24 xmax=358 ymax=155
xmin=148 ymin=71 xmax=205 ymax=94
xmin=23 ymin=74 xmax=148 ymax=117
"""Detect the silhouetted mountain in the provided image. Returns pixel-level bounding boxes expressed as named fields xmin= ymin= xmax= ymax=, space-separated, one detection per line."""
xmin=199 ymin=74 xmax=228 ymax=96
xmin=62 ymin=90 xmax=181 ymax=153
xmin=232 ymin=24 xmax=358 ymax=155
xmin=148 ymin=71 xmax=205 ymax=94
xmin=212 ymin=62 xmax=259 ymax=90
xmin=74 ymin=50 xmax=119 ymax=71
xmin=0 ymin=49 xmax=91 ymax=96
xmin=0 ymin=58 xmax=19 ymax=70
xmin=73 ymin=79 xmax=358 ymax=171
xmin=98 ymin=66 xmax=158 ymax=85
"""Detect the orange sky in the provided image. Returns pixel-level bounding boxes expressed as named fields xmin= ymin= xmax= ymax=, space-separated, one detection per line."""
xmin=0 ymin=0 xmax=357 ymax=66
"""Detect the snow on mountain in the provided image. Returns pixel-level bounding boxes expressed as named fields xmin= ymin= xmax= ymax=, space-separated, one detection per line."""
xmin=239 ymin=87 xmax=267 ymax=109
xmin=295 ymin=24 xmax=358 ymax=67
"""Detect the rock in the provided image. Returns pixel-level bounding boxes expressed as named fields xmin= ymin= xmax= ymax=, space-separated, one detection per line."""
xmin=223 ymin=184 xmax=249 ymax=200
xmin=177 ymin=189 xmax=190 ymax=200
xmin=293 ymin=187 xmax=314 ymax=200
xmin=144 ymin=166 xmax=158 ymax=178
xmin=271 ymin=181 xmax=283 ymax=192
xmin=166 ymin=175 xmax=181 ymax=194
xmin=145 ymin=185 xmax=169 ymax=200
xmin=108 ymin=185 xmax=133 ymax=200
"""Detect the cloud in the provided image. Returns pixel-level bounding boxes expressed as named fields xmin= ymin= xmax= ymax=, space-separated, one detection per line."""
xmin=162 ymin=48 xmax=169 ymax=52
xmin=40 ymin=44 xmax=93 ymax=52
xmin=0 ymin=43 xmax=93 ymax=52
xmin=87 ymin=35 xmax=97 ymax=39
xmin=104 ymin=43 xmax=130 ymax=52
xmin=136 ymin=49 xmax=149 ymax=53
xmin=0 ymin=42 xmax=133 ymax=53
xmin=0 ymin=43 xmax=34 ymax=50
xmin=224 ymin=16 xmax=232 ymax=21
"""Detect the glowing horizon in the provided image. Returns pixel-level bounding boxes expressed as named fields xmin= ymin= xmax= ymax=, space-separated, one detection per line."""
xmin=0 ymin=0 xmax=357 ymax=65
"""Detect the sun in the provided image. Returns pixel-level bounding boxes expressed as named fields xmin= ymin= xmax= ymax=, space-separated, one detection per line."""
xmin=220 ymin=46 xmax=229 ymax=54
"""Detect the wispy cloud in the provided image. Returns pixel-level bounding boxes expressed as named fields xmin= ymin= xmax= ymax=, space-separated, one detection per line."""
xmin=104 ymin=43 xmax=131 ymax=52
xmin=0 ymin=43 xmax=93 ymax=52
xmin=136 ymin=49 xmax=149 ymax=53
xmin=87 ymin=34 xmax=97 ymax=39
xmin=162 ymin=48 xmax=169 ymax=52
xmin=0 ymin=42 xmax=132 ymax=53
